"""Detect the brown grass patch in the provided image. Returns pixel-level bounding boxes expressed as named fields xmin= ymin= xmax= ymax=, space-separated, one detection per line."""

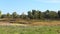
xmin=30 ymin=21 xmax=60 ymax=26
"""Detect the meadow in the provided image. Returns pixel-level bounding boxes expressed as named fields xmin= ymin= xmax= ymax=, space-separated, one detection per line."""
xmin=0 ymin=26 xmax=60 ymax=34
xmin=0 ymin=19 xmax=60 ymax=34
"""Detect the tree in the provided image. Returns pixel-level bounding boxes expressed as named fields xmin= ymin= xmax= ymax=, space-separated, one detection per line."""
xmin=32 ymin=10 xmax=37 ymax=19
xmin=0 ymin=11 xmax=2 ymax=18
xmin=20 ymin=12 xmax=27 ymax=19
xmin=12 ymin=12 xmax=17 ymax=18
xmin=28 ymin=10 xmax=43 ymax=19
xmin=28 ymin=11 xmax=33 ymax=19
xmin=43 ymin=10 xmax=50 ymax=19
xmin=1 ymin=14 xmax=6 ymax=18
xmin=32 ymin=10 xmax=36 ymax=15
xmin=32 ymin=10 xmax=40 ymax=19
xmin=6 ymin=13 xmax=11 ymax=18
xmin=58 ymin=10 xmax=60 ymax=18
xmin=37 ymin=10 xmax=41 ymax=19
xmin=49 ymin=11 xmax=58 ymax=19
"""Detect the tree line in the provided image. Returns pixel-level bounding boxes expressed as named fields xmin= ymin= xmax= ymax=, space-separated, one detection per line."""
xmin=0 ymin=10 xmax=60 ymax=20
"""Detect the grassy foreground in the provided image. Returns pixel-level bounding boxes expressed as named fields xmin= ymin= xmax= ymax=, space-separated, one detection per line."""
xmin=0 ymin=26 xmax=60 ymax=34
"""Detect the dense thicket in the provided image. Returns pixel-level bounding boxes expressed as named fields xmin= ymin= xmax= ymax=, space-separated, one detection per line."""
xmin=0 ymin=10 xmax=60 ymax=20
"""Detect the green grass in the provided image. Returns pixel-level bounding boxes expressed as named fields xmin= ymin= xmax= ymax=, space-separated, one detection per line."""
xmin=0 ymin=26 xmax=60 ymax=34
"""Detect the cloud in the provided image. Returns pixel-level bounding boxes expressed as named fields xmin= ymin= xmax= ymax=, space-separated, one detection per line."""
xmin=34 ymin=0 xmax=60 ymax=3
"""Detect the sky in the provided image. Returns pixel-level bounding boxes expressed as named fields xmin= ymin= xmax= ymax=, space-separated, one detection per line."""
xmin=0 ymin=0 xmax=60 ymax=14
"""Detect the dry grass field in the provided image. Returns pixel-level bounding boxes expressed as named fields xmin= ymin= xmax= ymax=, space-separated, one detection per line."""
xmin=0 ymin=19 xmax=60 ymax=26
xmin=0 ymin=19 xmax=60 ymax=34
